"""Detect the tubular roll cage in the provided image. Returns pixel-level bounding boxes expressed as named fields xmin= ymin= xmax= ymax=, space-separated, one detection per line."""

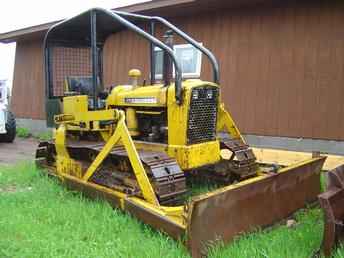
xmin=43 ymin=8 xmax=220 ymax=106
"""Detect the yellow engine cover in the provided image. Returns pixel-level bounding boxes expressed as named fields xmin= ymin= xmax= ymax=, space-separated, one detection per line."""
xmin=168 ymin=141 xmax=220 ymax=170
xmin=106 ymin=84 xmax=167 ymax=107
xmin=106 ymin=79 xmax=222 ymax=169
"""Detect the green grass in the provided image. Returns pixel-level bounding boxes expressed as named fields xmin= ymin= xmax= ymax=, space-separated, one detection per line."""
xmin=16 ymin=127 xmax=52 ymax=141
xmin=16 ymin=127 xmax=31 ymax=138
xmin=34 ymin=131 xmax=53 ymax=141
xmin=1 ymin=163 xmax=344 ymax=258
xmin=208 ymin=209 xmax=327 ymax=258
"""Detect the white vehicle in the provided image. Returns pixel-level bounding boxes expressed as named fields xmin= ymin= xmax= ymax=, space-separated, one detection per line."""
xmin=0 ymin=80 xmax=16 ymax=142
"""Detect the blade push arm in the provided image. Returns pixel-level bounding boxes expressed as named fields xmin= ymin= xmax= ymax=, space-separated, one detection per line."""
xmin=54 ymin=107 xmax=159 ymax=206
xmin=82 ymin=111 xmax=159 ymax=206
xmin=217 ymin=103 xmax=244 ymax=142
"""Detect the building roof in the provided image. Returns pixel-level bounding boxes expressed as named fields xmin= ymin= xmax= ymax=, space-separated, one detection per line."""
xmin=0 ymin=0 xmax=270 ymax=43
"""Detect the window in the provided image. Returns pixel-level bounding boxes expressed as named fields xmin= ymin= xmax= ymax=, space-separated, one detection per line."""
xmin=153 ymin=43 xmax=202 ymax=80
xmin=154 ymin=47 xmax=164 ymax=79
xmin=174 ymin=44 xmax=202 ymax=78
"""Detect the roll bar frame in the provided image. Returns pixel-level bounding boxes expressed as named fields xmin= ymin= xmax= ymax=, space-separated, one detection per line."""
xmin=44 ymin=8 xmax=220 ymax=106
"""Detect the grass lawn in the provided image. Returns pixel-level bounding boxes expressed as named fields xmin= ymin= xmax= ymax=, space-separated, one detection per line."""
xmin=0 ymin=162 xmax=343 ymax=258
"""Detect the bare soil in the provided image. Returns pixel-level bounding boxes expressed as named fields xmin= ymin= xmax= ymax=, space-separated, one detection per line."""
xmin=0 ymin=138 xmax=38 ymax=165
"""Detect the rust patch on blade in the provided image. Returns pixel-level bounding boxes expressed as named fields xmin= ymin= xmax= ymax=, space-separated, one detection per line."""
xmin=319 ymin=164 xmax=344 ymax=257
xmin=187 ymin=157 xmax=326 ymax=258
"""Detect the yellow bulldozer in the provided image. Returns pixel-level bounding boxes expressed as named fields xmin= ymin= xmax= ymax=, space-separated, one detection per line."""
xmin=36 ymin=8 xmax=327 ymax=257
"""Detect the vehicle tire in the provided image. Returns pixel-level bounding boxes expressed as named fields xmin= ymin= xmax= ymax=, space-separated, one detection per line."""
xmin=0 ymin=111 xmax=16 ymax=143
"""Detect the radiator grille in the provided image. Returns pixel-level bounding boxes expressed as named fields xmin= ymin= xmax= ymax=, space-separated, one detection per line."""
xmin=187 ymin=86 xmax=219 ymax=144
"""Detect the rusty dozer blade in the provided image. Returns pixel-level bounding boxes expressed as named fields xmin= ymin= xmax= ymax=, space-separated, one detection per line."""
xmin=186 ymin=156 xmax=326 ymax=258
xmin=318 ymin=164 xmax=344 ymax=257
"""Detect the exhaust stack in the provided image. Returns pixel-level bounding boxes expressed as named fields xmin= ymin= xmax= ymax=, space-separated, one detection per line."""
xmin=163 ymin=30 xmax=174 ymax=87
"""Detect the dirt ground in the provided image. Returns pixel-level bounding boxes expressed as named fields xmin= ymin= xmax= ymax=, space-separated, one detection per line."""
xmin=0 ymin=138 xmax=38 ymax=165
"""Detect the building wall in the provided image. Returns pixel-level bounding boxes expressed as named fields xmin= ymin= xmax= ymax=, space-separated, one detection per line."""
xmin=11 ymin=39 xmax=45 ymax=119
xmin=11 ymin=1 xmax=344 ymax=141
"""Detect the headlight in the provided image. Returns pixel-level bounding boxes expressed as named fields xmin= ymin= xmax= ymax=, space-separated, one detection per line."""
xmin=206 ymin=89 xmax=213 ymax=99
xmin=192 ymin=90 xmax=199 ymax=99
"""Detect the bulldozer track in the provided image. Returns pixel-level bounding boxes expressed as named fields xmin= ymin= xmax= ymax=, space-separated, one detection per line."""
xmin=184 ymin=138 xmax=259 ymax=184
xmin=220 ymin=138 xmax=259 ymax=180
xmin=36 ymin=141 xmax=187 ymax=205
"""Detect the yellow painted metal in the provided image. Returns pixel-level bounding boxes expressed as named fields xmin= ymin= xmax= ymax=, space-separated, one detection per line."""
xmin=167 ymin=83 xmax=189 ymax=145
xmin=136 ymin=110 xmax=163 ymax=115
xmin=55 ymin=156 xmax=323 ymax=237
xmin=217 ymin=103 xmax=243 ymax=141
xmin=82 ymin=125 xmax=121 ymax=181
xmin=127 ymin=196 xmax=185 ymax=225
xmin=128 ymin=69 xmax=142 ymax=78
xmin=106 ymin=84 xmax=167 ymax=107
xmin=253 ymin=147 xmax=344 ymax=171
xmin=63 ymin=172 xmax=128 ymax=209
xmin=56 ymin=157 xmax=83 ymax=178
xmin=99 ymin=131 xmax=111 ymax=142
xmin=106 ymin=79 xmax=225 ymax=170
xmin=52 ymin=78 xmax=250 ymax=206
xmin=60 ymin=95 xmax=118 ymax=131
xmin=75 ymin=109 xmax=118 ymax=123
xmin=168 ymin=141 xmax=220 ymax=169
xmin=81 ymin=111 xmax=159 ymax=206
xmin=133 ymin=140 xmax=168 ymax=152
xmin=119 ymin=119 xmax=159 ymax=206
xmin=126 ymin=107 xmax=139 ymax=136
xmin=54 ymin=95 xmax=160 ymax=205
xmin=57 ymin=100 xmax=119 ymax=132
xmin=63 ymin=95 xmax=88 ymax=114
xmin=54 ymin=124 xmax=69 ymax=158
xmin=133 ymin=140 xmax=220 ymax=170
xmin=54 ymin=124 xmax=82 ymax=178
xmin=54 ymin=114 xmax=75 ymax=123
xmin=51 ymin=78 xmax=271 ymax=210
xmin=167 ymin=79 xmax=219 ymax=146
xmin=44 ymin=75 xmax=328 ymax=248
xmin=128 ymin=68 xmax=142 ymax=89
xmin=61 ymin=172 xmax=186 ymax=227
